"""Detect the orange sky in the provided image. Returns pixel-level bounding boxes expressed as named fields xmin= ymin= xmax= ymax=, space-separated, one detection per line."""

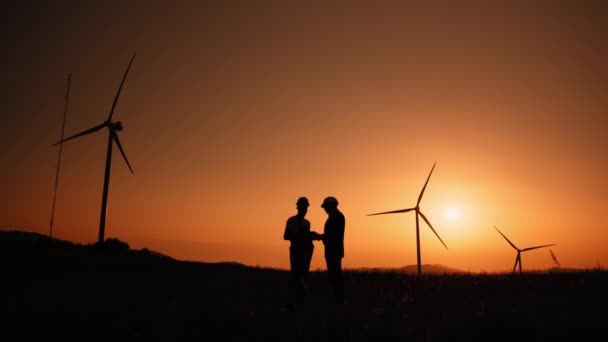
xmin=1 ymin=1 xmax=607 ymax=272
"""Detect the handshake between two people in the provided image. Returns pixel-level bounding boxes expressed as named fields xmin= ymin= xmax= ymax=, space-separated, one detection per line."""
xmin=310 ymin=231 xmax=324 ymax=241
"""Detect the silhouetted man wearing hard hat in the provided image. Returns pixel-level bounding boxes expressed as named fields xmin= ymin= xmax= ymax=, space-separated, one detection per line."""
xmin=320 ymin=196 xmax=345 ymax=305
xmin=283 ymin=196 xmax=321 ymax=310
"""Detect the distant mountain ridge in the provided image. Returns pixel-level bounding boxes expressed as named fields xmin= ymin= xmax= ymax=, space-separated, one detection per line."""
xmin=0 ymin=230 xmax=467 ymax=272
xmin=353 ymin=264 xmax=468 ymax=274
xmin=1 ymin=230 xmax=592 ymax=274
xmin=0 ymin=229 xmax=173 ymax=260
xmin=399 ymin=264 xmax=468 ymax=274
xmin=0 ymin=230 xmax=259 ymax=269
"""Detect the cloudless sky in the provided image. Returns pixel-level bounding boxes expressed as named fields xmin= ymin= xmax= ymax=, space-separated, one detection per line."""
xmin=1 ymin=1 xmax=607 ymax=272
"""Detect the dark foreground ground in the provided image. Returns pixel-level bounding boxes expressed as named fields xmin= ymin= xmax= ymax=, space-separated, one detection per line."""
xmin=1 ymin=231 xmax=607 ymax=341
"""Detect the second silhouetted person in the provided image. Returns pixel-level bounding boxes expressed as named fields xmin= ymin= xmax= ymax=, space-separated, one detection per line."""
xmin=320 ymin=196 xmax=345 ymax=304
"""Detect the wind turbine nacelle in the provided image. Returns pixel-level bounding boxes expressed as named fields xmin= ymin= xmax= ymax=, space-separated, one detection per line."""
xmin=111 ymin=121 xmax=124 ymax=131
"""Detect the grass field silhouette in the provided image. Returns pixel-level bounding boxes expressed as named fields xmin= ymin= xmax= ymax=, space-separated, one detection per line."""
xmin=1 ymin=230 xmax=606 ymax=341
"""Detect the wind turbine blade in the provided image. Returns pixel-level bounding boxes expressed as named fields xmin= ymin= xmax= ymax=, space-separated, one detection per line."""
xmin=50 ymin=72 xmax=71 ymax=237
xmin=51 ymin=122 xmax=106 ymax=146
xmin=494 ymin=226 xmax=519 ymax=251
xmin=112 ymin=131 xmax=134 ymax=174
xmin=522 ymin=244 xmax=556 ymax=252
xmin=367 ymin=208 xmax=416 ymax=216
xmin=417 ymin=162 xmax=436 ymax=206
xmin=59 ymin=73 xmax=71 ymax=141
xmin=419 ymin=211 xmax=448 ymax=250
xmin=107 ymin=53 xmax=136 ymax=122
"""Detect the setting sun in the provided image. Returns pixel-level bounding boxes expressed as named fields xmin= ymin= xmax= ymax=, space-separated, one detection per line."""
xmin=445 ymin=205 xmax=463 ymax=222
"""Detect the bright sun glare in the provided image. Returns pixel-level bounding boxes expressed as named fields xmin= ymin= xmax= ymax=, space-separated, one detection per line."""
xmin=445 ymin=205 xmax=462 ymax=222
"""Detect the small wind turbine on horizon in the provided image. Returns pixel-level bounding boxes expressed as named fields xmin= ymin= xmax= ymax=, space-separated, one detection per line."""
xmin=49 ymin=73 xmax=71 ymax=238
xmin=494 ymin=226 xmax=556 ymax=274
xmin=51 ymin=54 xmax=137 ymax=244
xmin=367 ymin=162 xmax=448 ymax=276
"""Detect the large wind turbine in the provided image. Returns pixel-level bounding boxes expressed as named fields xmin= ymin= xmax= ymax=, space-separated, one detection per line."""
xmin=494 ymin=226 xmax=556 ymax=274
xmin=49 ymin=73 xmax=71 ymax=238
xmin=368 ymin=162 xmax=448 ymax=275
xmin=52 ymin=54 xmax=136 ymax=244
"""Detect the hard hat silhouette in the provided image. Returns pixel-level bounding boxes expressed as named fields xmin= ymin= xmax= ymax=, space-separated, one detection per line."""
xmin=296 ymin=197 xmax=310 ymax=207
xmin=321 ymin=196 xmax=339 ymax=208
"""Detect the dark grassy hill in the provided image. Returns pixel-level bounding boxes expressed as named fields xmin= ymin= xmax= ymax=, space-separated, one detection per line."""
xmin=1 ymin=230 xmax=606 ymax=341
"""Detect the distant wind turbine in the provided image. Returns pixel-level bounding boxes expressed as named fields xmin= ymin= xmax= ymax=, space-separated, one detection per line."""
xmin=367 ymin=162 xmax=448 ymax=275
xmin=494 ymin=226 xmax=556 ymax=274
xmin=49 ymin=73 xmax=71 ymax=238
xmin=52 ymin=54 xmax=137 ymax=244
